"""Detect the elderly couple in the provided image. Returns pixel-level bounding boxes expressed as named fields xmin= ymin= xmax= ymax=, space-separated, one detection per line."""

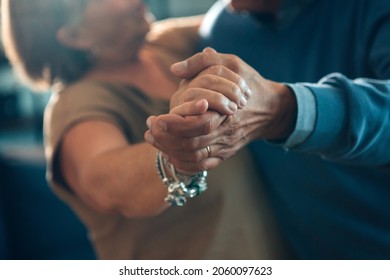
xmin=2 ymin=0 xmax=390 ymax=259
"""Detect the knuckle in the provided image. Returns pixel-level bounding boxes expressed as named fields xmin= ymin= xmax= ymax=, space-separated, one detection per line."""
xmin=227 ymin=123 xmax=238 ymax=136
xmin=196 ymin=149 xmax=205 ymax=162
xmin=210 ymin=142 xmax=234 ymax=162
xmin=220 ymin=135 xmax=234 ymax=152
xmin=185 ymin=88 xmax=199 ymax=101
xmin=175 ymin=139 xmax=185 ymax=150
xmin=230 ymin=83 xmax=241 ymax=101
xmin=190 ymin=150 xmax=204 ymax=163
xmin=223 ymin=117 xmax=238 ymax=136
xmin=201 ymin=52 xmax=212 ymax=66
xmin=199 ymin=65 xmax=225 ymax=77
xmin=196 ymin=160 xmax=209 ymax=171
xmin=217 ymin=95 xmax=230 ymax=107
xmin=174 ymin=150 xmax=202 ymax=163
xmin=218 ymin=148 xmax=231 ymax=162
xmin=226 ymin=54 xmax=241 ymax=72
xmin=178 ymin=88 xmax=198 ymax=102
xmin=196 ymin=74 xmax=216 ymax=87
xmin=181 ymin=138 xmax=200 ymax=151
xmin=208 ymin=65 xmax=224 ymax=76
xmin=201 ymin=119 xmax=213 ymax=134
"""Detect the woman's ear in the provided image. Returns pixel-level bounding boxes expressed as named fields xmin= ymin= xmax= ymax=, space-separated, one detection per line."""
xmin=56 ymin=26 xmax=93 ymax=50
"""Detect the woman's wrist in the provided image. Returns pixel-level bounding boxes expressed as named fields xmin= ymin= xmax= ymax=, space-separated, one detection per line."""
xmin=155 ymin=150 xmax=208 ymax=206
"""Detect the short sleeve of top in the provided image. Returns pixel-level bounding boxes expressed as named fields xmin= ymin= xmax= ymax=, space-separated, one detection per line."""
xmin=44 ymin=81 xmax=169 ymax=188
xmin=146 ymin=16 xmax=201 ymax=67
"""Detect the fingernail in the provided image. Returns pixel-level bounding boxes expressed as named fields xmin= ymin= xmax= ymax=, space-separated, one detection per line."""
xmin=145 ymin=132 xmax=154 ymax=144
xmin=239 ymin=80 xmax=252 ymax=98
xmin=146 ymin=117 xmax=152 ymax=129
xmin=171 ymin=61 xmax=188 ymax=74
xmin=239 ymin=96 xmax=247 ymax=108
xmin=157 ymin=120 xmax=167 ymax=132
xmin=245 ymin=87 xmax=252 ymax=98
xmin=195 ymin=100 xmax=208 ymax=112
xmin=203 ymin=47 xmax=217 ymax=53
xmin=228 ymin=101 xmax=238 ymax=112
xmin=195 ymin=100 xmax=204 ymax=108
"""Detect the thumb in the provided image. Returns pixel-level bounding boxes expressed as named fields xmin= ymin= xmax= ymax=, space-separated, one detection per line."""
xmin=170 ymin=47 xmax=219 ymax=79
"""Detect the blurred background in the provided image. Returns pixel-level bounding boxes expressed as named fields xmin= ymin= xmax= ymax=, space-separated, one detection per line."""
xmin=0 ymin=0 xmax=216 ymax=260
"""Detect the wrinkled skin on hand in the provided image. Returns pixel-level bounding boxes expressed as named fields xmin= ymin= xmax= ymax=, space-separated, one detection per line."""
xmin=145 ymin=48 xmax=296 ymax=173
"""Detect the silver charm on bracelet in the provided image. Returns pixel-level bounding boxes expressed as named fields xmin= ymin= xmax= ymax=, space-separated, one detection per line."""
xmin=155 ymin=151 xmax=208 ymax=206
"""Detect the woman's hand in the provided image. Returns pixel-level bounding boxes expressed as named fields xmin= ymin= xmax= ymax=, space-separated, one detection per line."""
xmin=145 ymin=49 xmax=297 ymax=173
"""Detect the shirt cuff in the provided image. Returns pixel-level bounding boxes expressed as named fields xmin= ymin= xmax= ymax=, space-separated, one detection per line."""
xmin=283 ymin=83 xmax=317 ymax=148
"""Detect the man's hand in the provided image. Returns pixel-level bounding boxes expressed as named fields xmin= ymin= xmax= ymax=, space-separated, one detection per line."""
xmin=145 ymin=49 xmax=297 ymax=173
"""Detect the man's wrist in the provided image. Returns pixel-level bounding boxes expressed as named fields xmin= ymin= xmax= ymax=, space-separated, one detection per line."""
xmin=283 ymin=83 xmax=317 ymax=148
xmin=266 ymin=82 xmax=298 ymax=141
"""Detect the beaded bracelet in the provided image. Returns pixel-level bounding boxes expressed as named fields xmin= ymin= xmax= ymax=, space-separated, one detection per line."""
xmin=155 ymin=151 xmax=208 ymax=206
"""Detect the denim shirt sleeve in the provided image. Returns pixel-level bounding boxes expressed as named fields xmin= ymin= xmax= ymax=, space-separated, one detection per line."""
xmin=281 ymin=74 xmax=390 ymax=166
xmin=283 ymin=83 xmax=317 ymax=148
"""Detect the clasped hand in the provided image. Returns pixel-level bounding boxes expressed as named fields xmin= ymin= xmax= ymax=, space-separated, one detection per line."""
xmin=145 ymin=48 xmax=296 ymax=173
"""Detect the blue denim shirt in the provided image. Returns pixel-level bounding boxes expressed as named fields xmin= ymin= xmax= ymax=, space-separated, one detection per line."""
xmin=200 ymin=0 xmax=390 ymax=259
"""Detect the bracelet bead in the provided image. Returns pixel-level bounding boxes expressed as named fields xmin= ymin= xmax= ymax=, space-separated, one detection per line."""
xmin=155 ymin=151 xmax=208 ymax=206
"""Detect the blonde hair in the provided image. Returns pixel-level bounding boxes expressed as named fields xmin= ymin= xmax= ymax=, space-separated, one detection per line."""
xmin=1 ymin=0 xmax=91 ymax=90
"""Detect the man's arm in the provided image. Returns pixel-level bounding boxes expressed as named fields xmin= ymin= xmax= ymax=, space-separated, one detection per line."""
xmin=146 ymin=49 xmax=390 ymax=172
xmin=286 ymin=75 xmax=390 ymax=166
xmin=145 ymin=49 xmax=297 ymax=172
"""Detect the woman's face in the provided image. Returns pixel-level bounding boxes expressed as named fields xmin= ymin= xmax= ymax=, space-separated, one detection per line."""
xmin=77 ymin=0 xmax=151 ymax=60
